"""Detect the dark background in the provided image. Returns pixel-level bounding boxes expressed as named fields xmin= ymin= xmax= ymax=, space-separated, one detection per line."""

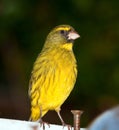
xmin=0 ymin=0 xmax=119 ymax=127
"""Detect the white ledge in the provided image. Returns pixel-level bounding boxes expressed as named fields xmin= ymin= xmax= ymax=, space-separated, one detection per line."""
xmin=0 ymin=118 xmax=86 ymax=130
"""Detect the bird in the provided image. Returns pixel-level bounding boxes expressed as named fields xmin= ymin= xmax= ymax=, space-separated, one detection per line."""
xmin=28 ymin=25 xmax=80 ymax=129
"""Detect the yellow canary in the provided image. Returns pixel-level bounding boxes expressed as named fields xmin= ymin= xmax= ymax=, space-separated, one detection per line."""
xmin=28 ymin=25 xmax=80 ymax=127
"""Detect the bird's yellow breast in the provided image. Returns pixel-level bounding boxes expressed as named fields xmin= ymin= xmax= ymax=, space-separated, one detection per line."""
xmin=30 ymin=44 xmax=77 ymax=114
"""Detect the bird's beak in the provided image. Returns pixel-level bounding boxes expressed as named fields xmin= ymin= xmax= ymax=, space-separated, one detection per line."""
xmin=67 ymin=31 xmax=80 ymax=40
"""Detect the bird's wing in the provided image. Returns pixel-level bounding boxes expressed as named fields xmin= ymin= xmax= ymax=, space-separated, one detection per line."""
xmin=28 ymin=54 xmax=51 ymax=97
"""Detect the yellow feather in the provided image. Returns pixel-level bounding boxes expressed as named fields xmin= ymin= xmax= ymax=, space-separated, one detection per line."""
xmin=29 ymin=25 xmax=78 ymax=121
xmin=55 ymin=27 xmax=71 ymax=31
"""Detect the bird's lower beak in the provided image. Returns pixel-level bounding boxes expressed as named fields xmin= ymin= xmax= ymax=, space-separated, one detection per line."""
xmin=67 ymin=31 xmax=80 ymax=40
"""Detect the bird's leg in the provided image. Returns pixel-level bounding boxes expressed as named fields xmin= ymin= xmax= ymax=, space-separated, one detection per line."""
xmin=57 ymin=110 xmax=72 ymax=130
xmin=38 ymin=107 xmax=50 ymax=130
xmin=38 ymin=118 xmax=50 ymax=130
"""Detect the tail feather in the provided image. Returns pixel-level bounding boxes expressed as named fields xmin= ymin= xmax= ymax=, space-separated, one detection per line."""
xmin=29 ymin=106 xmax=41 ymax=121
xmin=29 ymin=106 xmax=48 ymax=121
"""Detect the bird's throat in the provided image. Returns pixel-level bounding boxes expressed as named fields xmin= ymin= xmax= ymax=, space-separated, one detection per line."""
xmin=61 ymin=43 xmax=73 ymax=51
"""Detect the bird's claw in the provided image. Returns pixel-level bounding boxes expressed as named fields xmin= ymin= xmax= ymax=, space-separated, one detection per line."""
xmin=62 ymin=122 xmax=72 ymax=130
xmin=39 ymin=120 xmax=50 ymax=130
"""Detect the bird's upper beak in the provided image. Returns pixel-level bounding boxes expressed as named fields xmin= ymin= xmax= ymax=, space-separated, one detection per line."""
xmin=67 ymin=31 xmax=80 ymax=40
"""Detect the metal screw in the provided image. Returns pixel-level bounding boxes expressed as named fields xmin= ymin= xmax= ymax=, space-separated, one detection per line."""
xmin=71 ymin=110 xmax=83 ymax=130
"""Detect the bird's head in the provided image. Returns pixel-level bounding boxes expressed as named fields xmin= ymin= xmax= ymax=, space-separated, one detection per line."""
xmin=44 ymin=25 xmax=80 ymax=50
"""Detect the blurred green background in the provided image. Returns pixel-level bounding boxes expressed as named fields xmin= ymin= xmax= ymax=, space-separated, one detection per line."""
xmin=0 ymin=0 xmax=119 ymax=127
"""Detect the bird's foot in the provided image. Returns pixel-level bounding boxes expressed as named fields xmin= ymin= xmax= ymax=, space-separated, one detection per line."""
xmin=39 ymin=119 xmax=50 ymax=130
xmin=62 ymin=122 xmax=72 ymax=130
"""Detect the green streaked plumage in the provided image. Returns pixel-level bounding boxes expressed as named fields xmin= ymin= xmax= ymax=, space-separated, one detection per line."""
xmin=29 ymin=25 xmax=79 ymax=124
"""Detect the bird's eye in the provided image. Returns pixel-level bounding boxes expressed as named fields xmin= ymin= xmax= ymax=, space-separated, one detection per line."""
xmin=60 ymin=30 xmax=65 ymax=34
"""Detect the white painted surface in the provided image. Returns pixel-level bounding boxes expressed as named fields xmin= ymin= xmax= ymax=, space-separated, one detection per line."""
xmin=0 ymin=118 xmax=86 ymax=130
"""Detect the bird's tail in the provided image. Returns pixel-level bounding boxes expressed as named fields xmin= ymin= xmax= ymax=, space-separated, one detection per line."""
xmin=29 ymin=106 xmax=48 ymax=121
xmin=29 ymin=106 xmax=41 ymax=121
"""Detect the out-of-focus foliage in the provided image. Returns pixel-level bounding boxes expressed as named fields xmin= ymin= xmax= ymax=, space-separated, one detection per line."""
xmin=0 ymin=0 xmax=119 ymax=127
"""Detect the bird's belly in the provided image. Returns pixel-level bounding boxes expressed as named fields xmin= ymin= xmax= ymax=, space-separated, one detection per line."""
xmin=39 ymin=65 xmax=76 ymax=110
xmin=46 ymin=86 xmax=73 ymax=109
